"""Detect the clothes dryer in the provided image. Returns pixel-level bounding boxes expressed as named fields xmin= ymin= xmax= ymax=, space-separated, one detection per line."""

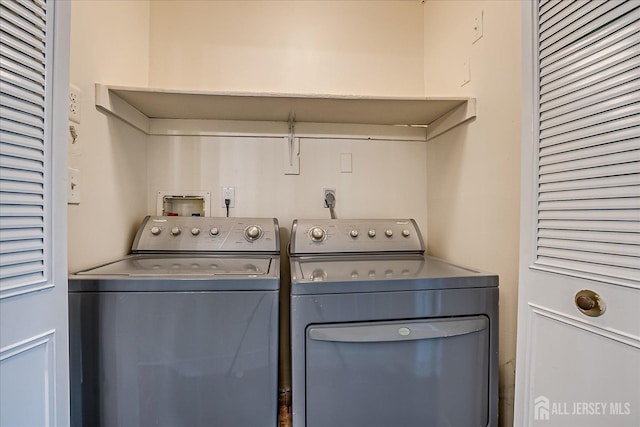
xmin=289 ymin=218 xmax=499 ymax=427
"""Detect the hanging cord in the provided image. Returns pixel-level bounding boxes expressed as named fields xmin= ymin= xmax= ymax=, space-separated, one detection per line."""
xmin=225 ymin=198 xmax=230 ymax=217
xmin=324 ymin=192 xmax=337 ymax=219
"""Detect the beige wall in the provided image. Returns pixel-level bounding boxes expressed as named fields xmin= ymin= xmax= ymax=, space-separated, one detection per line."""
xmin=424 ymin=1 xmax=521 ymax=426
xmin=68 ymin=1 xmax=151 ymax=271
xmin=145 ymin=0 xmax=429 ymax=236
xmin=148 ymin=0 xmax=425 ymax=96
xmin=146 ymin=135 xmax=428 ymax=234
xmin=68 ymin=0 xmax=429 ymax=272
xmin=146 ymin=0 xmax=428 ymax=227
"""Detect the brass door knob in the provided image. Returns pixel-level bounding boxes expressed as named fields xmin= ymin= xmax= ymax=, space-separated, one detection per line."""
xmin=575 ymin=290 xmax=606 ymax=317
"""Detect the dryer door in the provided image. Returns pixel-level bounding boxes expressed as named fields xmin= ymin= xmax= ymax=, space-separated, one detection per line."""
xmin=305 ymin=316 xmax=490 ymax=427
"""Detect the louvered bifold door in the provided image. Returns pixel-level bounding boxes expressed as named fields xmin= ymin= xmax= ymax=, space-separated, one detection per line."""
xmin=536 ymin=0 xmax=640 ymax=286
xmin=0 ymin=0 xmax=48 ymax=296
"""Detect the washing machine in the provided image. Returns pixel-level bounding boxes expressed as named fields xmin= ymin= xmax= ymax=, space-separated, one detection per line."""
xmin=289 ymin=219 xmax=499 ymax=427
xmin=69 ymin=216 xmax=280 ymax=427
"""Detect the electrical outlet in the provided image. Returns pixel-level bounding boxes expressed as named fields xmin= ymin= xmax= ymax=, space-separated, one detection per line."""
xmin=323 ymin=188 xmax=336 ymax=208
xmin=69 ymin=84 xmax=81 ymax=123
xmin=221 ymin=187 xmax=235 ymax=208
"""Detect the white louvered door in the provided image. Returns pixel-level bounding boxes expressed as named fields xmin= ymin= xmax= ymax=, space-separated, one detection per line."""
xmin=0 ymin=0 xmax=70 ymax=425
xmin=515 ymin=1 xmax=640 ymax=426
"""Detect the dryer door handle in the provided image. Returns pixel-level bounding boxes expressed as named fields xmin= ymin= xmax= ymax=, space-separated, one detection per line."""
xmin=307 ymin=316 xmax=488 ymax=343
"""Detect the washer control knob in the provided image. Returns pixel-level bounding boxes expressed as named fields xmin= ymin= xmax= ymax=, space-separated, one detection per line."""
xmin=350 ymin=229 xmax=359 ymax=238
xmin=310 ymin=227 xmax=326 ymax=242
xmin=150 ymin=226 xmax=161 ymax=235
xmin=244 ymin=225 xmax=262 ymax=241
xmin=385 ymin=229 xmax=393 ymax=238
xmin=402 ymin=229 xmax=411 ymax=237
xmin=191 ymin=227 xmax=200 ymax=236
xmin=171 ymin=227 xmax=181 ymax=236
xmin=368 ymin=229 xmax=376 ymax=238
xmin=209 ymin=227 xmax=219 ymax=236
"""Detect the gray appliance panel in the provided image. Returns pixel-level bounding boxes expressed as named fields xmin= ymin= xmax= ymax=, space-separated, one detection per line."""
xmin=305 ymin=316 xmax=489 ymax=427
xmin=290 ymin=219 xmax=424 ymax=255
xmin=290 ymin=287 xmax=499 ymax=427
xmin=291 ymin=255 xmax=498 ymax=294
xmin=133 ymin=216 xmax=279 ymax=253
xmin=74 ymin=255 xmax=274 ymax=277
xmin=69 ymin=290 xmax=279 ymax=427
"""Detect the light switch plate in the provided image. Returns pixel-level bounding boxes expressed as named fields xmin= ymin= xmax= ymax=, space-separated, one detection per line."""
xmin=340 ymin=153 xmax=352 ymax=173
xmin=68 ymin=167 xmax=80 ymax=204
xmin=473 ymin=10 xmax=483 ymax=43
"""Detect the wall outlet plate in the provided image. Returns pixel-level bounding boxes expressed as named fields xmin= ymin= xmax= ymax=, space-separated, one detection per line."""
xmin=69 ymin=84 xmax=81 ymax=123
xmin=221 ymin=187 xmax=235 ymax=208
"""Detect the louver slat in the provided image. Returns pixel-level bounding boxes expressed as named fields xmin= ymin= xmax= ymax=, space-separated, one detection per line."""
xmin=539 ymin=1 xmax=633 ymax=57
xmin=540 ymin=7 xmax=640 ymax=74
xmin=0 ymin=0 xmax=47 ymax=292
xmin=535 ymin=0 xmax=640 ymax=285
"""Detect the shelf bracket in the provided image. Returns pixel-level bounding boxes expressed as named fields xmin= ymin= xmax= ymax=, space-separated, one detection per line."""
xmin=284 ymin=112 xmax=300 ymax=175
xmin=95 ymin=83 xmax=150 ymax=134
xmin=426 ymin=98 xmax=476 ymax=140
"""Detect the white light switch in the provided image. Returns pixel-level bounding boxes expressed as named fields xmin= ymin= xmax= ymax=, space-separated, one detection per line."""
xmin=68 ymin=168 xmax=80 ymax=204
xmin=340 ymin=153 xmax=352 ymax=173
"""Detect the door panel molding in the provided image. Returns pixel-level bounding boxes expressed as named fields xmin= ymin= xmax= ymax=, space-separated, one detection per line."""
xmin=521 ymin=308 xmax=640 ymax=426
xmin=529 ymin=304 xmax=640 ymax=349
xmin=0 ymin=330 xmax=56 ymax=426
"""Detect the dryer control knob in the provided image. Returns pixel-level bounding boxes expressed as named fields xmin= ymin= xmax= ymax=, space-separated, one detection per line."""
xmin=309 ymin=227 xmax=326 ymax=242
xmin=385 ymin=229 xmax=393 ymax=237
xmin=150 ymin=226 xmax=161 ymax=235
xmin=171 ymin=227 xmax=181 ymax=236
xmin=210 ymin=227 xmax=220 ymax=236
xmin=350 ymin=229 xmax=359 ymax=238
xmin=244 ymin=225 xmax=262 ymax=241
xmin=402 ymin=229 xmax=411 ymax=237
xmin=368 ymin=229 xmax=376 ymax=238
xmin=191 ymin=227 xmax=200 ymax=236
xmin=311 ymin=269 xmax=327 ymax=281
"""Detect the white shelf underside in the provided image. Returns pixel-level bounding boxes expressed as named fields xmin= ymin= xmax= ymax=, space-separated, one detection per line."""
xmin=95 ymin=84 xmax=476 ymax=141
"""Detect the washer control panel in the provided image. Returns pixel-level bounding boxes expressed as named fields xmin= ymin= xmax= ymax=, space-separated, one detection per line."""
xmin=290 ymin=219 xmax=424 ymax=255
xmin=132 ymin=216 xmax=279 ymax=253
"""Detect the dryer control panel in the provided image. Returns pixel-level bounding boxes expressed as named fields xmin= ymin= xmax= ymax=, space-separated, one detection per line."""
xmin=132 ymin=216 xmax=280 ymax=253
xmin=290 ymin=219 xmax=424 ymax=255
